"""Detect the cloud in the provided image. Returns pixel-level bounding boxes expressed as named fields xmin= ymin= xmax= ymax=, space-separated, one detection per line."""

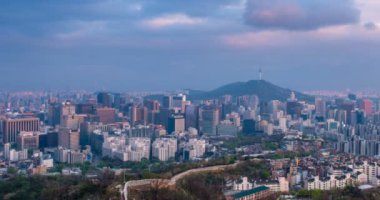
xmin=221 ymin=25 xmax=380 ymax=48
xmin=243 ymin=0 xmax=360 ymax=30
xmin=141 ymin=13 xmax=205 ymax=29
xmin=364 ymin=21 xmax=377 ymax=30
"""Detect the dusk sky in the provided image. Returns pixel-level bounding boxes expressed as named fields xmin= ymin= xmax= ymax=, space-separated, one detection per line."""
xmin=1 ymin=0 xmax=379 ymax=92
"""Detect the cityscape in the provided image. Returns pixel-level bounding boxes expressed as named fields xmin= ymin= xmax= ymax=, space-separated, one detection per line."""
xmin=2 ymin=0 xmax=380 ymax=200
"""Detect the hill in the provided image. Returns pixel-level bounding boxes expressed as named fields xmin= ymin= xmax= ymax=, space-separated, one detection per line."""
xmin=188 ymin=80 xmax=314 ymax=102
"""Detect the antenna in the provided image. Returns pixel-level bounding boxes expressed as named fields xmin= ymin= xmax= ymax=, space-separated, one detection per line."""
xmin=259 ymin=67 xmax=263 ymax=80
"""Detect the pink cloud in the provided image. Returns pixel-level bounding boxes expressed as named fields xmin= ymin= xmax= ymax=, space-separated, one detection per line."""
xmin=141 ymin=13 xmax=205 ymax=29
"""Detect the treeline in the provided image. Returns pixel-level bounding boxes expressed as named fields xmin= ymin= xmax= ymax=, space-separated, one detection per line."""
xmin=0 ymin=171 xmax=121 ymax=200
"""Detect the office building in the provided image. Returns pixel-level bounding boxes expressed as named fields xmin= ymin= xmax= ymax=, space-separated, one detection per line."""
xmin=59 ymin=128 xmax=80 ymax=150
xmin=185 ymin=105 xmax=199 ymax=130
xmin=97 ymin=92 xmax=113 ymax=108
xmin=359 ymin=99 xmax=373 ymax=116
xmin=2 ymin=117 xmax=40 ymax=143
xmin=167 ymin=115 xmax=185 ymax=134
xmin=96 ymin=107 xmax=116 ymax=124
xmin=48 ymin=103 xmax=61 ymax=126
xmin=199 ymin=106 xmax=220 ymax=136
xmin=17 ymin=131 xmax=39 ymax=150
xmin=315 ymin=98 xmax=326 ymax=119
xmin=217 ymin=120 xmax=238 ymax=137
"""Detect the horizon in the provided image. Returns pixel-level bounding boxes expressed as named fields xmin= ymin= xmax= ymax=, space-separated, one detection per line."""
xmin=0 ymin=78 xmax=377 ymax=95
xmin=0 ymin=79 xmax=379 ymax=99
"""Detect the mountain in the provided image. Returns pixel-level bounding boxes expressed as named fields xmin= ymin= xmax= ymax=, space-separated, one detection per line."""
xmin=188 ymin=80 xmax=314 ymax=102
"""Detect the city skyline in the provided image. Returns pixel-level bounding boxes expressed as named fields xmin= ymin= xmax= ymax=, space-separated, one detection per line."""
xmin=1 ymin=0 xmax=380 ymax=92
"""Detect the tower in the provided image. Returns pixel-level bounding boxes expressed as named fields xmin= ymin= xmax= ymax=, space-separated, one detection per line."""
xmin=259 ymin=68 xmax=263 ymax=80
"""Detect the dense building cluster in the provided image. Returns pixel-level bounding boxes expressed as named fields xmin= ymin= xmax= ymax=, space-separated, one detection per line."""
xmin=0 ymin=88 xmax=380 ymax=199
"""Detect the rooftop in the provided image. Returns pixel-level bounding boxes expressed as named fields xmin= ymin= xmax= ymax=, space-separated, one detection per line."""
xmin=232 ymin=186 xmax=269 ymax=199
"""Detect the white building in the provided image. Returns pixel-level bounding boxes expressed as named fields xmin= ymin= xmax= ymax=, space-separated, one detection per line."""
xmin=182 ymin=138 xmax=206 ymax=160
xmin=102 ymin=136 xmax=151 ymax=162
xmin=279 ymin=117 xmax=287 ymax=132
xmin=233 ymin=177 xmax=253 ymax=191
xmin=9 ymin=149 xmax=28 ymax=162
xmin=258 ymin=177 xmax=289 ymax=193
xmin=55 ymin=147 xmax=85 ymax=164
xmin=152 ymin=138 xmax=177 ymax=161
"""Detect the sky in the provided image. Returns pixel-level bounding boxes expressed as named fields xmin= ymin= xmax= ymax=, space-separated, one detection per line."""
xmin=0 ymin=0 xmax=380 ymax=92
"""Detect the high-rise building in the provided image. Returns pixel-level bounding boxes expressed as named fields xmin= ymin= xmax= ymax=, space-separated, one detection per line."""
xmin=38 ymin=130 xmax=59 ymax=149
xmin=127 ymin=137 xmax=151 ymax=161
xmin=268 ymin=100 xmax=282 ymax=120
xmin=340 ymin=102 xmax=355 ymax=125
xmin=17 ymin=131 xmax=39 ymax=150
xmin=162 ymin=96 xmax=173 ymax=109
xmin=182 ymin=138 xmax=206 ymax=160
xmin=351 ymin=110 xmax=365 ymax=126
xmin=156 ymin=108 xmax=174 ymax=128
xmin=185 ymin=105 xmax=199 ymax=130
xmin=103 ymin=136 xmax=151 ymax=162
xmin=152 ymin=138 xmax=177 ymax=161
xmin=3 ymin=143 xmax=10 ymax=160
xmin=243 ymin=119 xmax=255 ymax=134
xmin=97 ymin=92 xmax=113 ymax=108
xmin=226 ymin=112 xmax=241 ymax=127
xmin=315 ymin=98 xmax=326 ymax=119
xmin=199 ymin=106 xmax=220 ymax=136
xmin=167 ymin=115 xmax=185 ymax=134
xmin=216 ymin=120 xmax=238 ymax=137
xmin=359 ymin=99 xmax=373 ymax=116
xmin=48 ymin=103 xmax=61 ymax=126
xmin=172 ymin=94 xmax=186 ymax=112
xmin=59 ymin=128 xmax=80 ymax=150
xmin=286 ymin=101 xmax=302 ymax=119
xmin=130 ymin=105 xmax=148 ymax=125
xmin=61 ymin=114 xmax=87 ymax=130
xmin=96 ymin=107 xmax=116 ymax=124
xmin=144 ymin=100 xmax=160 ymax=112
xmin=2 ymin=117 xmax=40 ymax=143
xmin=47 ymin=130 xmax=59 ymax=148
xmin=221 ymin=103 xmax=233 ymax=120
xmin=76 ymin=103 xmax=95 ymax=115
xmin=60 ymin=101 xmax=76 ymax=122
xmin=279 ymin=117 xmax=287 ymax=132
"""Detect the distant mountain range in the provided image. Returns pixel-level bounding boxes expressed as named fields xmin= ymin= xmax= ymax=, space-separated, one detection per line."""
xmin=187 ymin=80 xmax=314 ymax=102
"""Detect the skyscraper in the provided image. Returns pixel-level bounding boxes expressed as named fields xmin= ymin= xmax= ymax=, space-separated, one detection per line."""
xmin=359 ymin=99 xmax=373 ymax=116
xmin=97 ymin=92 xmax=113 ymax=108
xmin=168 ymin=115 xmax=185 ymax=134
xmin=144 ymin=100 xmax=160 ymax=112
xmin=162 ymin=96 xmax=173 ymax=109
xmin=96 ymin=107 xmax=116 ymax=124
xmin=58 ymin=128 xmax=80 ymax=150
xmin=172 ymin=94 xmax=186 ymax=112
xmin=340 ymin=102 xmax=355 ymax=125
xmin=130 ymin=105 xmax=148 ymax=125
xmin=17 ymin=131 xmax=39 ymax=150
xmin=185 ymin=105 xmax=199 ymax=130
xmin=48 ymin=103 xmax=61 ymax=126
xmin=315 ymin=98 xmax=327 ymax=119
xmin=2 ymin=117 xmax=40 ymax=143
xmin=199 ymin=105 xmax=220 ymax=136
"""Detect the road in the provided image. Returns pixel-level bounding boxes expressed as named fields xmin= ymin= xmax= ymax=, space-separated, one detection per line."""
xmin=122 ymin=161 xmax=240 ymax=200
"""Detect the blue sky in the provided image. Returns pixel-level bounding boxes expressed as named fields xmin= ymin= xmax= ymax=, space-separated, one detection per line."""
xmin=0 ymin=0 xmax=379 ymax=92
